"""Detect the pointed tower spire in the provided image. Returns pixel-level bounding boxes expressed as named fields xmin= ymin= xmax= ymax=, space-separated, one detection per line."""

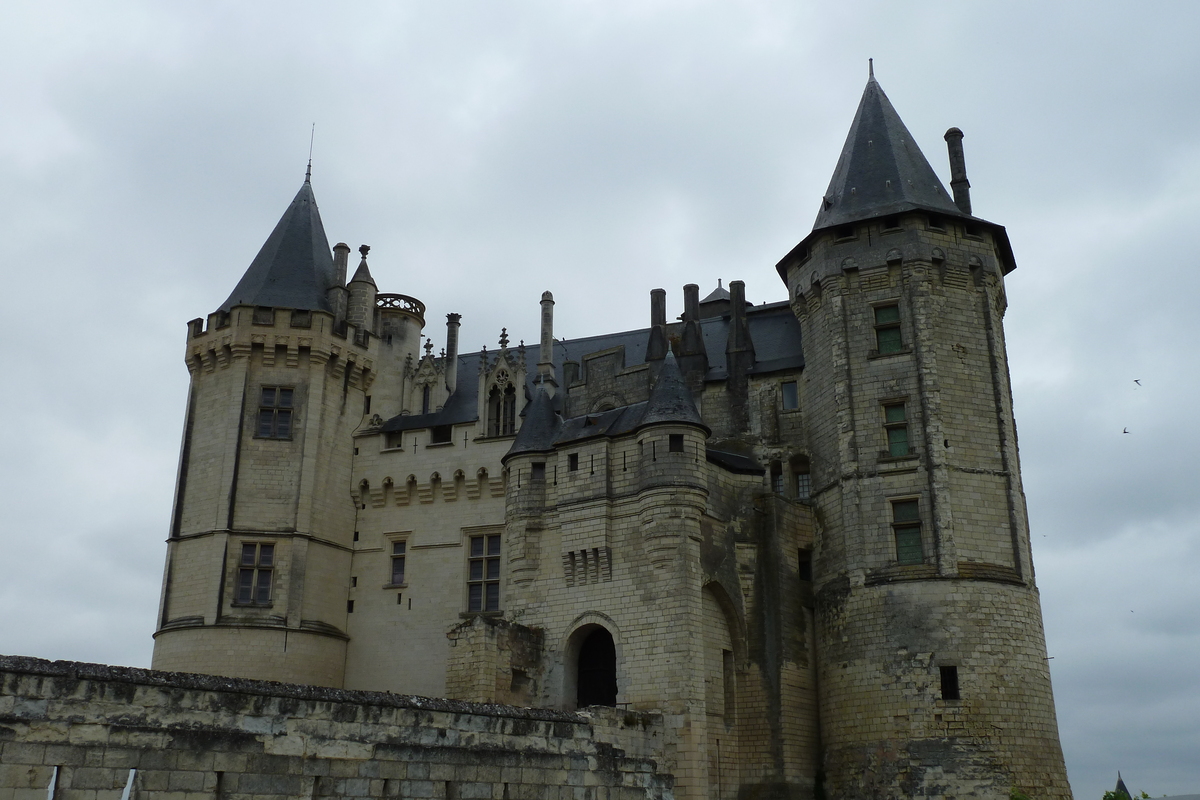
xmin=220 ymin=178 xmax=337 ymax=312
xmin=812 ymin=74 xmax=962 ymax=232
xmin=503 ymin=388 xmax=561 ymax=462
xmin=639 ymin=351 xmax=708 ymax=433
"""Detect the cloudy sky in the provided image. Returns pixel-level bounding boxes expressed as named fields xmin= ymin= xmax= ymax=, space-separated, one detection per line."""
xmin=2 ymin=2 xmax=1197 ymax=796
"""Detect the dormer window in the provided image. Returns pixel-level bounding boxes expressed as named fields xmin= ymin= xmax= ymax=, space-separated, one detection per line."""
xmin=882 ymin=215 xmax=902 ymax=231
xmin=487 ymin=380 xmax=516 ymax=437
xmin=253 ymin=307 xmax=275 ymax=325
xmin=927 ymin=215 xmax=946 ymax=232
xmin=834 ymin=225 xmax=857 ymax=242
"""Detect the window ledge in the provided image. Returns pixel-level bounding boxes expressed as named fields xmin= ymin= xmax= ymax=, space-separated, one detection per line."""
xmin=382 ymin=583 xmax=408 ymax=590
xmin=868 ymin=347 xmax=913 ymax=360
xmin=252 ymin=435 xmax=294 ymax=442
xmin=878 ymin=452 xmax=919 ymax=463
xmin=230 ymin=601 xmax=274 ymax=609
xmin=459 ymin=610 xmax=503 ymax=619
xmin=425 ymin=441 xmax=454 ymax=449
xmin=380 ymin=446 xmax=404 ymax=453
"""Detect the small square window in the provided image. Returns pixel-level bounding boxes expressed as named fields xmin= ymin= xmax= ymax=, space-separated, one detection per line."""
xmin=781 ymin=381 xmax=799 ymax=411
xmin=431 ymin=425 xmax=452 ymax=444
xmin=669 ymin=434 xmax=684 ymax=452
xmin=252 ymin=307 xmax=275 ymax=325
xmin=531 ymin=462 xmax=546 ymax=480
xmin=568 ymin=453 xmax=579 ymax=472
xmin=927 ymin=215 xmax=946 ymax=231
xmin=834 ymin=224 xmax=857 ymax=241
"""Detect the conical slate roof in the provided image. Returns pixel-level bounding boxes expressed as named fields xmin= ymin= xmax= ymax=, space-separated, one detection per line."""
xmin=503 ymin=387 xmax=561 ymax=461
xmin=350 ymin=256 xmax=376 ymax=286
xmin=639 ymin=352 xmax=708 ymax=433
xmin=700 ymin=281 xmax=730 ymax=304
xmin=812 ymin=74 xmax=962 ymax=232
xmin=220 ymin=177 xmax=337 ymax=312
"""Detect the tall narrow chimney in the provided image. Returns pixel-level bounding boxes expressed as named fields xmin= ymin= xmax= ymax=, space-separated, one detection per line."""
xmin=445 ymin=313 xmax=461 ymax=396
xmin=646 ymin=288 xmax=669 ymax=361
xmin=944 ymin=127 xmax=972 ymax=215
xmin=537 ymin=291 xmax=557 ymax=396
xmin=678 ymin=284 xmax=707 ymax=389
xmin=726 ymin=280 xmax=755 ymax=432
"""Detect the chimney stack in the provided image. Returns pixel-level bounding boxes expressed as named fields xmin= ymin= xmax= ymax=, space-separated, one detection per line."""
xmin=537 ymin=292 xmax=558 ymax=396
xmin=445 ymin=313 xmax=461 ymax=396
xmin=725 ymin=280 xmax=755 ymax=432
xmin=646 ymin=288 xmax=669 ymax=362
xmin=678 ymin=284 xmax=707 ymax=389
xmin=944 ymin=127 xmax=972 ymax=215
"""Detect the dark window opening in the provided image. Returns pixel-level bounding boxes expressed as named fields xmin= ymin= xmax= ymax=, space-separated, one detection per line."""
xmin=940 ymin=665 xmax=960 ymax=700
xmin=350 ymin=576 xmax=357 ymax=587
xmin=236 ymin=542 xmax=274 ymax=604
xmin=431 ymin=425 xmax=452 ymax=444
xmin=882 ymin=215 xmax=901 ymax=230
xmin=834 ymin=224 xmax=856 ymax=241
xmin=669 ymin=434 xmax=684 ymax=452
xmin=577 ymin=627 xmax=617 ymax=708
xmin=771 ymin=462 xmax=784 ymax=494
xmin=798 ymin=549 xmax=813 ymax=582
xmin=347 ymin=600 xmax=354 ymax=613
xmin=289 ymin=309 xmax=311 ymax=328
xmin=363 ymin=395 xmax=372 ymax=415
xmin=422 ymin=385 xmax=431 ymax=415
xmin=257 ymin=387 xmax=294 ymax=439
xmin=531 ymin=462 xmax=546 ymax=480
xmin=781 ymin=381 xmax=799 ymax=410
xmin=487 ymin=383 xmax=517 ymax=436
xmin=386 ymin=431 xmax=403 ymax=449
xmin=927 ymin=215 xmax=946 ymax=231
xmin=252 ymin=307 xmax=275 ymax=325
xmin=568 ymin=453 xmax=579 ymax=472
xmin=964 ymin=223 xmax=982 ymax=239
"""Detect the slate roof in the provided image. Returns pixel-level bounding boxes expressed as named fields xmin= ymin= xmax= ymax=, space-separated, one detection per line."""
xmin=812 ymin=74 xmax=962 ymax=232
xmin=382 ymin=300 xmax=802 ymax=435
xmin=220 ymin=177 xmax=337 ymax=313
xmin=776 ymin=73 xmax=1018 ymax=276
xmin=700 ymin=282 xmax=730 ymax=304
xmin=505 ymin=388 xmax=561 ymax=458
xmin=639 ymin=352 xmax=707 ymax=432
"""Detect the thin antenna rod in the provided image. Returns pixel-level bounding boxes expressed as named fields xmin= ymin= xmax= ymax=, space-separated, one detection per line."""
xmin=868 ymin=58 xmax=874 ymax=81
xmin=305 ymin=123 xmax=315 ymax=182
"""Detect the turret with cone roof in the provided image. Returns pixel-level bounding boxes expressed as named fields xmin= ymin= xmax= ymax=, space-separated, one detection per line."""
xmin=777 ymin=65 xmax=1073 ymax=799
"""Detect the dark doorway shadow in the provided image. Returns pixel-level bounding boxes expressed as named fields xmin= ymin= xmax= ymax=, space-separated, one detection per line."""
xmin=576 ymin=627 xmax=617 ymax=707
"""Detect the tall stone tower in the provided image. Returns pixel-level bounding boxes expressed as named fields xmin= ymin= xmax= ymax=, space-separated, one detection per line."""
xmin=776 ymin=72 xmax=1073 ymax=797
xmin=151 ymin=172 xmax=415 ymax=686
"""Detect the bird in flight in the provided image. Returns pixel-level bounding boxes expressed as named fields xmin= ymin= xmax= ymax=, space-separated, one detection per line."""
xmin=1134 ymin=379 xmax=1141 ymax=386
xmin=1123 ymin=428 xmax=1130 ymax=434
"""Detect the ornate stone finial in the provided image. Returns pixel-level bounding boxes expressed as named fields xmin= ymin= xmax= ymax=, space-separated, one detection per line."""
xmin=424 ymin=339 xmax=433 ymax=357
xmin=479 ymin=345 xmax=488 ymax=372
xmin=440 ymin=348 xmax=446 ymax=359
xmin=359 ymin=244 xmax=371 ymax=259
xmin=499 ymin=328 xmax=509 ymax=350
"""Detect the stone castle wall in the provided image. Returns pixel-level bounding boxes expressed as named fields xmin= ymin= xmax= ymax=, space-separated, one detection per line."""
xmin=0 ymin=656 xmax=672 ymax=800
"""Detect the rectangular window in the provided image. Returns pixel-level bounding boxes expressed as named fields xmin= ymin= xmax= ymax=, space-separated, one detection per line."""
xmin=795 ymin=472 xmax=812 ymax=501
xmin=892 ymin=499 xmax=923 ymax=565
xmin=940 ymin=665 xmax=960 ymax=700
xmin=797 ymin=549 xmax=813 ymax=582
xmin=289 ymin=309 xmax=312 ymax=328
xmin=390 ymin=541 xmax=406 ymax=586
xmin=236 ymin=542 xmax=274 ymax=604
xmin=467 ymin=534 xmax=501 ymax=612
xmin=568 ymin=453 xmax=579 ymax=472
xmin=531 ymin=462 xmax=546 ymax=480
xmin=252 ymin=306 xmax=275 ymax=325
xmin=669 ymin=434 xmax=684 ymax=452
xmin=781 ymin=381 xmax=799 ymax=410
xmin=430 ymin=425 xmax=452 ymax=444
xmin=884 ymin=402 xmax=910 ymax=457
xmin=874 ymin=305 xmax=903 ymax=354
xmin=363 ymin=395 xmax=372 ymax=415
xmin=257 ymin=387 xmax=294 ymax=439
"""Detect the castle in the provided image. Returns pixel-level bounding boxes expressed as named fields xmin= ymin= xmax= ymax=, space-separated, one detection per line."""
xmin=146 ymin=73 xmax=1074 ymax=799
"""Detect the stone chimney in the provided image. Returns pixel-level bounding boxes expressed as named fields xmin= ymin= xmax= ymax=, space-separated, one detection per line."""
xmin=678 ymin=284 xmax=708 ymax=390
xmin=646 ymin=288 xmax=669 ymax=362
xmin=537 ymin=291 xmax=557 ymax=396
xmin=944 ymin=127 xmax=972 ymax=215
xmin=445 ymin=313 xmax=461 ymax=396
xmin=725 ymin=280 xmax=755 ymax=432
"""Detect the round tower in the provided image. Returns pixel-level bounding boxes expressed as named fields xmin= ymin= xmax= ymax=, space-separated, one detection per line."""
xmin=777 ymin=75 xmax=1072 ymax=798
xmin=152 ymin=174 xmax=376 ymax=687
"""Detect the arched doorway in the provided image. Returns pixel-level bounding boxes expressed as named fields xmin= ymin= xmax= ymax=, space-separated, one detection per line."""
xmin=576 ymin=627 xmax=617 ymax=708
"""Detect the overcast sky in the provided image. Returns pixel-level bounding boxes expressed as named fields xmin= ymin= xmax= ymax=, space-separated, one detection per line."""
xmin=1 ymin=2 xmax=1197 ymax=797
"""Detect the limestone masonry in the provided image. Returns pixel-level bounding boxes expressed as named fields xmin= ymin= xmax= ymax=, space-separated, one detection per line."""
xmin=1 ymin=73 xmax=1074 ymax=800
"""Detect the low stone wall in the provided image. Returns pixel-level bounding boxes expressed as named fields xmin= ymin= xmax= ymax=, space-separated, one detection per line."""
xmin=0 ymin=656 xmax=672 ymax=800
